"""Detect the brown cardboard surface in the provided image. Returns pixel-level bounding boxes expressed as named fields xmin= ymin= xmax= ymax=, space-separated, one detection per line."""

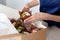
xmin=0 ymin=33 xmax=20 ymax=39
xmin=0 ymin=28 xmax=46 ymax=40
xmin=22 ymin=29 xmax=46 ymax=40
xmin=15 ymin=28 xmax=47 ymax=40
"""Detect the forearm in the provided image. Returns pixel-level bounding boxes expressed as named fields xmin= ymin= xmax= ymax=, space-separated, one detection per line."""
xmin=44 ymin=13 xmax=60 ymax=22
xmin=46 ymin=14 xmax=60 ymax=22
xmin=26 ymin=0 xmax=39 ymax=8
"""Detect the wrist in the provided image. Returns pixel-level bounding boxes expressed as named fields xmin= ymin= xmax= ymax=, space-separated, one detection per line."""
xmin=25 ymin=4 xmax=31 ymax=9
xmin=44 ymin=13 xmax=53 ymax=20
xmin=40 ymin=12 xmax=51 ymax=20
xmin=39 ymin=12 xmax=49 ymax=20
xmin=26 ymin=2 xmax=34 ymax=8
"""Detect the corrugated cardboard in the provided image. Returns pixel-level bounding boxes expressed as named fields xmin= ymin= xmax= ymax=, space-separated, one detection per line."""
xmin=0 ymin=28 xmax=46 ymax=40
xmin=0 ymin=4 xmax=47 ymax=40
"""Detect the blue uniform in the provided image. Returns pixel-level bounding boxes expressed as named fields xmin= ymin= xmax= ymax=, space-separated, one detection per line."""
xmin=40 ymin=0 xmax=60 ymax=27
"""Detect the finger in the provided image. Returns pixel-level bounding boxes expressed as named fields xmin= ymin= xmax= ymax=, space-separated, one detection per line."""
xmin=20 ymin=7 xmax=24 ymax=12
xmin=24 ymin=16 xmax=33 ymax=22
xmin=26 ymin=16 xmax=33 ymax=20
xmin=20 ymin=9 xmax=23 ymax=12
xmin=20 ymin=6 xmax=25 ymax=12
xmin=27 ymin=18 xmax=37 ymax=23
xmin=25 ymin=17 xmax=37 ymax=23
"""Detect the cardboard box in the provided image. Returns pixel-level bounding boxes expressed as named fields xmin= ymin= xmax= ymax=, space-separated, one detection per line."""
xmin=0 ymin=28 xmax=46 ymax=40
xmin=0 ymin=4 xmax=47 ymax=40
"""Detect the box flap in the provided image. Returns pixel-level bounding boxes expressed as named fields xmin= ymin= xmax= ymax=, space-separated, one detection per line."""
xmin=0 ymin=4 xmax=20 ymax=20
xmin=0 ymin=13 xmax=19 ymax=38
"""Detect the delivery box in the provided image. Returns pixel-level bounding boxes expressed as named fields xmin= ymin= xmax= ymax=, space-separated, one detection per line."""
xmin=0 ymin=28 xmax=46 ymax=40
xmin=0 ymin=4 xmax=47 ymax=40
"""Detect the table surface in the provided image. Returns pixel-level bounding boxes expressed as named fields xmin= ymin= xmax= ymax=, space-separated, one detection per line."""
xmin=47 ymin=26 xmax=60 ymax=40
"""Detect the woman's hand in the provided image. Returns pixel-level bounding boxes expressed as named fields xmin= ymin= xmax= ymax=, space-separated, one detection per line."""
xmin=24 ymin=12 xmax=48 ymax=23
xmin=20 ymin=5 xmax=30 ymax=12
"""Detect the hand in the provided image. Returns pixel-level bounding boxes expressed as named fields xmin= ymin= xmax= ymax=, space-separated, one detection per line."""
xmin=20 ymin=5 xmax=30 ymax=12
xmin=24 ymin=12 xmax=48 ymax=23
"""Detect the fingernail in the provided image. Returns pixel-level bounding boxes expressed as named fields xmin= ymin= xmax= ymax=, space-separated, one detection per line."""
xmin=24 ymin=20 xmax=26 ymax=23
